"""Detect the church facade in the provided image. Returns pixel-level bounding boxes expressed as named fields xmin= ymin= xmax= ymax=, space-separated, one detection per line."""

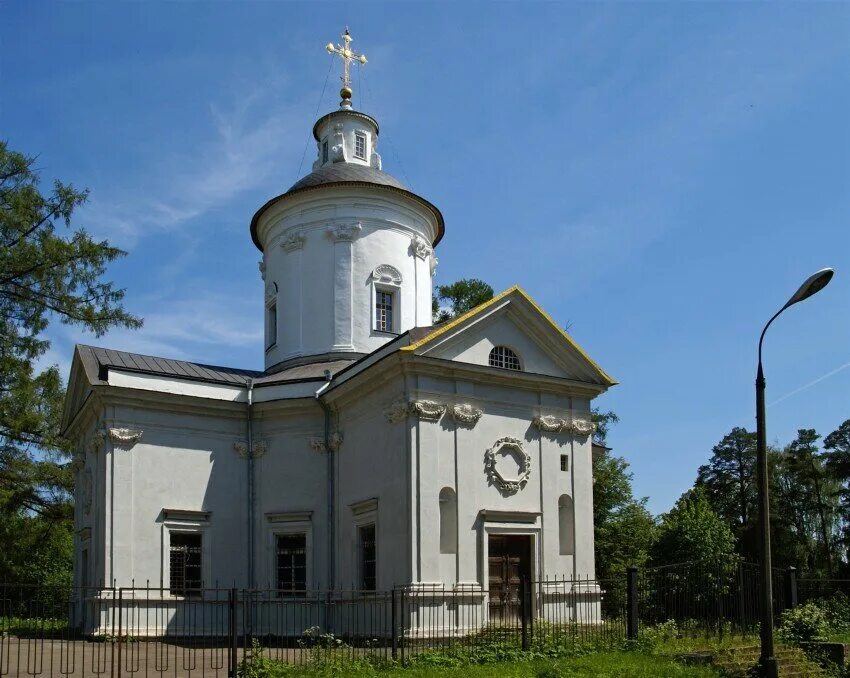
xmin=62 ymin=31 xmax=616 ymax=629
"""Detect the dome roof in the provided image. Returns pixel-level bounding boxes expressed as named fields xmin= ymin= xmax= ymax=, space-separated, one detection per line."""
xmin=287 ymin=163 xmax=408 ymax=192
xmin=250 ymin=163 xmax=444 ymax=251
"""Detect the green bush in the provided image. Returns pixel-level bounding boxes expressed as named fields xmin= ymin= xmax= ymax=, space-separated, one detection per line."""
xmin=779 ymin=602 xmax=830 ymax=643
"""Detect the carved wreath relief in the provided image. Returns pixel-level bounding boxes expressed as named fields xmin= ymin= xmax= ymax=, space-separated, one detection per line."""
xmin=485 ymin=437 xmax=532 ymax=495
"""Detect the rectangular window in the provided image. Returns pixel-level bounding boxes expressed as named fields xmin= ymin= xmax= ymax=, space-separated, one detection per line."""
xmin=375 ymin=291 xmax=393 ymax=333
xmin=276 ymin=533 xmax=307 ymax=595
xmin=359 ymin=524 xmax=376 ymax=591
xmin=560 ymin=455 xmax=569 ymax=472
xmin=267 ymin=303 xmax=277 ymax=349
xmin=354 ymin=133 xmax=366 ymax=160
xmin=169 ymin=533 xmax=202 ymax=596
xmin=322 ymin=140 xmax=329 ymax=164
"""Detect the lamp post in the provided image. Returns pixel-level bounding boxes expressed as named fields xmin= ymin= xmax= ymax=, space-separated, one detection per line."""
xmin=756 ymin=267 xmax=834 ymax=678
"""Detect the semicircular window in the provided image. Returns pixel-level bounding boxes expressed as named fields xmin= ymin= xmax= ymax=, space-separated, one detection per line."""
xmin=488 ymin=346 xmax=521 ymax=371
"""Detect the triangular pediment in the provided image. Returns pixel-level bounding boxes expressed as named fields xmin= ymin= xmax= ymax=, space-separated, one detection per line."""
xmin=402 ymin=286 xmax=616 ymax=386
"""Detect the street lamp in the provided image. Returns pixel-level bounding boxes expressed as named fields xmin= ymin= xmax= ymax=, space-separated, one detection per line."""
xmin=756 ymin=267 xmax=834 ymax=678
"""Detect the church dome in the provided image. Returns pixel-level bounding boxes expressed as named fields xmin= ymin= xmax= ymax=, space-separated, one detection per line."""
xmin=287 ymin=162 xmax=408 ymax=193
xmin=250 ymin=162 xmax=444 ymax=251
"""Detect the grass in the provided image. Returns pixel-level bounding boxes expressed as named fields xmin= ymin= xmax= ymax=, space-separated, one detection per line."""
xmin=258 ymin=652 xmax=723 ymax=676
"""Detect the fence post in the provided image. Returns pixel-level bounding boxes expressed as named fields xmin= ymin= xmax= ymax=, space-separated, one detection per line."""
xmin=626 ymin=566 xmax=638 ymax=641
xmin=116 ymin=588 xmax=123 ymax=678
xmin=785 ymin=567 xmax=798 ymax=611
xmin=520 ymin=576 xmax=529 ymax=651
xmin=229 ymin=588 xmax=238 ymax=678
xmin=391 ymin=588 xmax=398 ymax=661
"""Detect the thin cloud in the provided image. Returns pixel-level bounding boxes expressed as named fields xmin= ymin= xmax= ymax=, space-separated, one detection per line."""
xmin=768 ymin=361 xmax=850 ymax=408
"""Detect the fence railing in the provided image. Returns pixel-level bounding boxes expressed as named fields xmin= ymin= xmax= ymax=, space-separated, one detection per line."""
xmin=0 ymin=563 xmax=821 ymax=676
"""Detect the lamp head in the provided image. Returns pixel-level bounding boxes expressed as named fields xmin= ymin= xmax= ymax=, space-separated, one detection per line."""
xmin=783 ymin=268 xmax=834 ymax=309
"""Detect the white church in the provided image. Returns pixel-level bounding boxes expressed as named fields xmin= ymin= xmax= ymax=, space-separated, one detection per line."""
xmin=63 ymin=30 xmax=616 ymax=625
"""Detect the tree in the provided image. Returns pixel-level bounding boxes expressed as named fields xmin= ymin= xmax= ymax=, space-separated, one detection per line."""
xmin=824 ymin=419 xmax=850 ymax=562
xmin=695 ymin=427 xmax=758 ymax=559
xmin=784 ymin=428 xmax=840 ymax=576
xmin=432 ymin=279 xmax=494 ymax=323
xmin=590 ymin=410 xmax=655 ymax=580
xmin=651 ymin=488 xmax=736 ymax=566
xmin=0 ymin=141 xmax=140 ymax=576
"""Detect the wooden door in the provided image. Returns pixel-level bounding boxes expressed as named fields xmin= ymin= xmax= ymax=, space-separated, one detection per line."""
xmin=488 ymin=535 xmax=531 ymax=623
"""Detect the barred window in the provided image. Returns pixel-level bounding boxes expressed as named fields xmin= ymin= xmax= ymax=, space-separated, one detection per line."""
xmin=488 ymin=346 xmax=521 ymax=371
xmin=375 ymin=291 xmax=394 ymax=333
xmin=359 ymin=524 xmax=376 ymax=591
xmin=561 ymin=455 xmax=569 ymax=472
xmin=354 ymin=133 xmax=366 ymax=160
xmin=169 ymin=533 xmax=202 ymax=596
xmin=322 ymin=140 xmax=329 ymax=164
xmin=276 ymin=533 xmax=306 ymax=596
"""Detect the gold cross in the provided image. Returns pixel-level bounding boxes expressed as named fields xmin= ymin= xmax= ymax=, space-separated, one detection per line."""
xmin=326 ymin=28 xmax=367 ymax=104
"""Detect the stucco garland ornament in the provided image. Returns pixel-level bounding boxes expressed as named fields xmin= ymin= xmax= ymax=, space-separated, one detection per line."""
xmin=569 ymin=420 xmax=597 ymax=438
xmin=327 ymin=222 xmax=362 ymax=242
xmin=485 ymin=437 xmax=532 ymax=495
xmin=281 ymin=230 xmax=306 ymax=252
xmin=310 ymin=432 xmax=343 ymax=453
xmin=108 ymin=428 xmax=143 ymax=447
xmin=451 ymin=404 xmax=483 ymax=426
xmin=410 ymin=235 xmax=432 ymax=260
xmin=258 ymin=260 xmax=266 ymax=280
xmin=533 ymin=415 xmax=567 ymax=433
xmin=410 ymin=400 xmax=446 ymax=421
xmin=383 ymin=400 xmax=408 ymax=424
xmin=89 ymin=430 xmax=106 ymax=454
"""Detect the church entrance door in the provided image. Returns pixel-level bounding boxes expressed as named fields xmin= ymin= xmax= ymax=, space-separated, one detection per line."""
xmin=487 ymin=534 xmax=532 ymax=623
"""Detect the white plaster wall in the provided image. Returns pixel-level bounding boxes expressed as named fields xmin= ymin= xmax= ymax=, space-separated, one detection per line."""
xmin=258 ymin=189 xmax=438 ymax=369
xmin=101 ymin=404 xmax=248 ymax=588
xmin=313 ymin=114 xmax=379 ymax=169
xmin=335 ymin=382 xmax=411 ymax=589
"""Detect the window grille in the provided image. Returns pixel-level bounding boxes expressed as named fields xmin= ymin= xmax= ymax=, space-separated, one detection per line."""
xmin=488 ymin=346 xmax=521 ymax=371
xmin=561 ymin=455 xmax=569 ymax=472
xmin=354 ymin=133 xmax=366 ymax=159
xmin=276 ymin=533 xmax=306 ymax=595
xmin=375 ymin=291 xmax=393 ymax=333
xmin=322 ymin=140 xmax=329 ymax=164
xmin=359 ymin=524 xmax=376 ymax=591
xmin=169 ymin=533 xmax=202 ymax=596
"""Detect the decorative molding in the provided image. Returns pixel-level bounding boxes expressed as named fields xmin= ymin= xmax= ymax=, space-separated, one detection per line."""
xmin=372 ymin=264 xmax=403 ymax=285
xmin=410 ymin=400 xmax=446 ymax=421
xmin=533 ymin=415 xmax=567 ymax=433
xmin=485 ymin=437 xmax=532 ymax=495
xmin=265 ymin=281 xmax=278 ymax=305
xmin=78 ymin=527 xmax=92 ymax=541
xmin=234 ymin=441 xmax=248 ymax=457
xmin=331 ymin=123 xmax=346 ymax=163
xmin=570 ymin=419 xmax=597 ymax=437
xmin=383 ymin=399 xmax=409 ymax=424
xmin=430 ymin=256 xmax=439 ymax=276
xmin=327 ymin=222 xmax=362 ymax=242
xmin=478 ymin=509 xmax=541 ymax=523
xmin=162 ymin=508 xmax=211 ymax=522
xmin=89 ymin=430 xmax=106 ymax=454
xmin=452 ymin=403 xmax=483 ymax=426
xmin=350 ymin=497 xmax=378 ymax=516
xmin=266 ymin=511 xmax=312 ymax=523
xmin=108 ymin=427 xmax=143 ymax=447
xmin=254 ymin=440 xmax=268 ymax=458
xmin=281 ymin=230 xmax=306 ymax=252
xmin=310 ymin=432 xmax=343 ymax=453
xmin=410 ymin=235 xmax=432 ymax=260
xmin=258 ymin=260 xmax=266 ymax=280
xmin=71 ymin=453 xmax=85 ymax=474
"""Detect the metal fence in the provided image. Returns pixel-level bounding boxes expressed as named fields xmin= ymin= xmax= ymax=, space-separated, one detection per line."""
xmin=0 ymin=563 xmax=816 ymax=676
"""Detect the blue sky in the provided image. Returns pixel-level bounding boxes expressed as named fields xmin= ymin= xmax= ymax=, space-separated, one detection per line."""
xmin=3 ymin=2 xmax=849 ymax=514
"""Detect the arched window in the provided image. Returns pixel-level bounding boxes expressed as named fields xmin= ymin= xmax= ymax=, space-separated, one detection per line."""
xmin=489 ymin=346 xmax=521 ymax=371
xmin=439 ymin=487 xmax=457 ymax=554
xmin=558 ymin=495 xmax=575 ymax=556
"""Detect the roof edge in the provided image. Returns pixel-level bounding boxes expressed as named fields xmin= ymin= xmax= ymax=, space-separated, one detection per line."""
xmin=249 ymin=180 xmax=445 ymax=252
